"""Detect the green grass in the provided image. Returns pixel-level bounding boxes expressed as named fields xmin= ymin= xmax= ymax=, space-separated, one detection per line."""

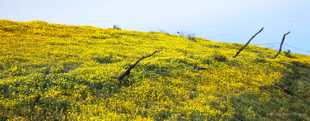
xmin=0 ymin=20 xmax=310 ymax=121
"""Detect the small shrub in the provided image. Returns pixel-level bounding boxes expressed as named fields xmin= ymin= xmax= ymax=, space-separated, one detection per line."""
xmin=186 ymin=34 xmax=196 ymax=42
xmin=145 ymin=64 xmax=170 ymax=76
xmin=63 ymin=62 xmax=80 ymax=72
xmin=1 ymin=84 xmax=10 ymax=98
xmin=284 ymin=49 xmax=296 ymax=58
xmin=90 ymin=34 xmax=110 ymax=39
xmin=177 ymin=32 xmax=196 ymax=42
xmin=254 ymin=58 xmax=267 ymax=63
xmin=92 ymin=55 xmax=119 ymax=64
xmin=213 ymin=54 xmax=228 ymax=62
xmin=208 ymin=45 xmax=221 ymax=48
xmin=113 ymin=25 xmax=121 ymax=30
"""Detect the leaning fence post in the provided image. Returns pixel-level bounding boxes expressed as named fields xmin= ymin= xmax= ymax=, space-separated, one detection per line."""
xmin=233 ymin=27 xmax=264 ymax=58
xmin=274 ymin=31 xmax=290 ymax=58
xmin=118 ymin=50 xmax=161 ymax=84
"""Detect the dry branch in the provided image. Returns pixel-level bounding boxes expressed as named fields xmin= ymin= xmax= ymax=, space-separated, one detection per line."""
xmin=233 ymin=27 xmax=264 ymax=58
xmin=274 ymin=31 xmax=290 ymax=58
xmin=117 ymin=50 xmax=161 ymax=82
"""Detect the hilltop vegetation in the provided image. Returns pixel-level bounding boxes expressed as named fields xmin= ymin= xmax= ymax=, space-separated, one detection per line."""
xmin=0 ymin=20 xmax=310 ymax=121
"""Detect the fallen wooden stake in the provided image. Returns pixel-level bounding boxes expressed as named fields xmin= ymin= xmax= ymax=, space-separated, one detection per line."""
xmin=233 ymin=27 xmax=264 ymax=58
xmin=118 ymin=50 xmax=161 ymax=83
xmin=274 ymin=31 xmax=290 ymax=58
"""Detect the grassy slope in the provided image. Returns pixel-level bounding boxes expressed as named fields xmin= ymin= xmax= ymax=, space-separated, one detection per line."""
xmin=0 ymin=20 xmax=309 ymax=121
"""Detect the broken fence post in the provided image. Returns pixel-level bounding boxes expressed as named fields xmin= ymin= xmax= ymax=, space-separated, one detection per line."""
xmin=274 ymin=31 xmax=290 ymax=58
xmin=233 ymin=27 xmax=264 ymax=58
xmin=117 ymin=50 xmax=161 ymax=83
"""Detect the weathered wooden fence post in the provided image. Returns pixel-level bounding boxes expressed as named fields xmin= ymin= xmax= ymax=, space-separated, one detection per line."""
xmin=118 ymin=50 xmax=161 ymax=83
xmin=233 ymin=27 xmax=264 ymax=58
xmin=274 ymin=31 xmax=290 ymax=58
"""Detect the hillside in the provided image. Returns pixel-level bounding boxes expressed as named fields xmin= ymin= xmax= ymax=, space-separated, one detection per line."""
xmin=0 ymin=20 xmax=310 ymax=121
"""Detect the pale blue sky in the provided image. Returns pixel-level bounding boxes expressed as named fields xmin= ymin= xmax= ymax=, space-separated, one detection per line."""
xmin=1 ymin=0 xmax=309 ymax=54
